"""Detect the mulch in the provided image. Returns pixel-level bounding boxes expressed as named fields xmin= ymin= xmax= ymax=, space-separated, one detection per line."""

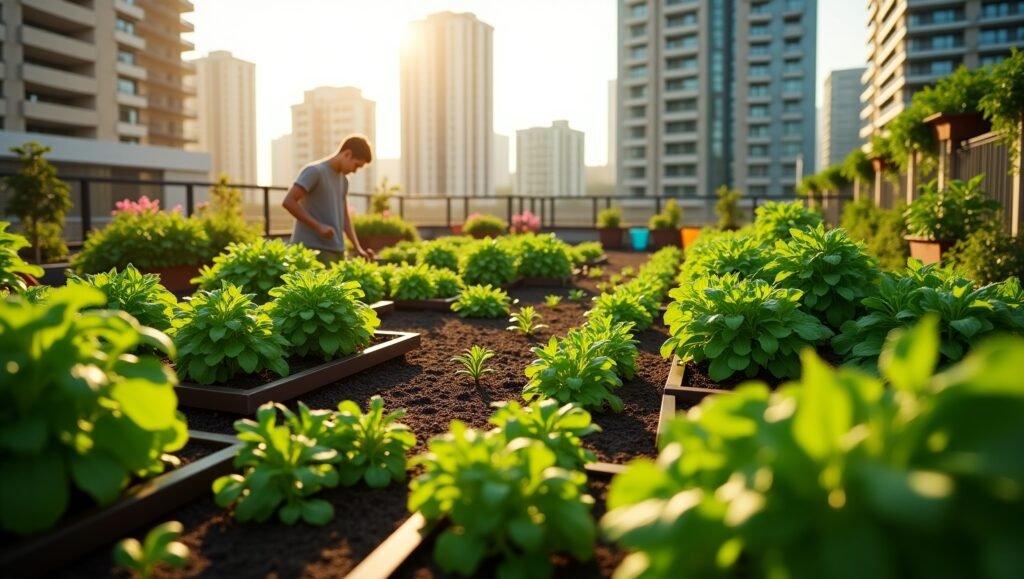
xmin=54 ymin=250 xmax=665 ymax=579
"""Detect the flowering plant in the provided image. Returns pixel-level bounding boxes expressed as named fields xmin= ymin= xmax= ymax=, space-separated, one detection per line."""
xmin=510 ymin=210 xmax=541 ymax=234
xmin=112 ymin=195 xmax=182 ymax=216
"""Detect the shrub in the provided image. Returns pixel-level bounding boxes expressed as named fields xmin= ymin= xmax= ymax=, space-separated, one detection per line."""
xmin=418 ymin=239 xmax=459 ymax=271
xmin=194 ymin=238 xmax=322 ymax=304
xmin=73 ymin=210 xmax=211 ymax=274
xmin=596 ymin=207 xmax=622 ymax=228
xmin=507 ymin=305 xmax=548 ymax=336
xmin=327 ymin=396 xmax=416 ymax=488
xmin=604 ymin=318 xmax=1024 ymax=579
xmin=351 ymin=213 xmax=419 ymax=241
xmin=524 ymin=330 xmax=624 ymax=412
xmin=840 ymin=198 xmax=909 ymax=271
xmin=459 ymin=239 xmax=517 ymax=286
xmin=329 ymin=257 xmax=386 ymax=304
xmin=588 ymin=290 xmax=654 ymax=332
xmin=266 ymin=270 xmax=379 ymax=361
xmin=767 ymin=225 xmax=879 ymax=329
xmin=431 ymin=267 xmax=463 ymax=298
xmin=0 ymin=221 xmax=43 ymax=292
xmin=0 ymin=286 xmax=186 ymax=535
xmin=715 ymin=185 xmax=743 ymax=230
xmin=648 ymin=199 xmax=682 ymax=230
xmin=409 ymin=423 xmax=595 ymax=578
xmin=753 ymin=201 xmax=823 ymax=243
xmin=462 ymin=213 xmax=508 ymax=237
xmin=489 ymin=400 xmax=600 ymax=470
xmin=170 ymin=284 xmax=289 ymax=384
xmin=2 ymin=142 xmax=71 ymax=263
xmin=68 ymin=265 xmax=178 ymax=332
xmin=389 ymin=264 xmax=437 ymax=301
xmin=570 ymin=241 xmax=605 ymax=267
xmin=833 ymin=260 xmax=1024 ymax=370
xmin=662 ymin=273 xmax=834 ymax=381
xmin=944 ymin=225 xmax=1024 ymax=285
xmin=451 ymin=284 xmax=512 ymax=318
xmin=679 ymin=231 xmax=771 ymax=281
xmin=511 ymin=233 xmax=572 ymax=279
xmin=905 ymin=176 xmax=1000 ymax=241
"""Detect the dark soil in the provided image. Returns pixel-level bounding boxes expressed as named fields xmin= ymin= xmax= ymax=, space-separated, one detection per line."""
xmin=681 ymin=343 xmax=847 ymax=394
xmin=56 ymin=251 xmax=666 ymax=578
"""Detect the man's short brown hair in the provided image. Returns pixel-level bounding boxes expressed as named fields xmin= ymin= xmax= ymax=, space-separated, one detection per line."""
xmin=339 ymin=134 xmax=373 ymax=163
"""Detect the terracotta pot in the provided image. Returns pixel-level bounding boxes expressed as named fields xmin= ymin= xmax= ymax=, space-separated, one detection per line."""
xmin=139 ymin=264 xmax=202 ymax=293
xmin=680 ymin=227 xmax=702 ymax=251
xmin=906 ymin=236 xmax=956 ymax=265
xmin=360 ymin=234 xmax=406 ymax=252
xmin=598 ymin=227 xmax=624 ymax=250
xmin=649 ymin=228 xmax=681 ymax=250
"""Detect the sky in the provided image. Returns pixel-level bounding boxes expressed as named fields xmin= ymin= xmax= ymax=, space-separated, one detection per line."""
xmin=185 ymin=0 xmax=869 ymax=184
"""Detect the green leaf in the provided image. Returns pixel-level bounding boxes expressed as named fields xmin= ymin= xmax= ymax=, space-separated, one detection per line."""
xmin=237 ymin=349 xmax=258 ymax=373
xmin=792 ymin=350 xmax=851 ymax=460
xmin=300 ymin=498 xmax=335 ymax=526
xmin=111 ymin=379 xmax=178 ymax=431
xmin=0 ymin=416 xmax=48 ymax=454
xmin=436 ymin=529 xmax=486 ymax=576
xmin=879 ymin=314 xmax=938 ymax=394
xmin=0 ymin=450 xmax=69 ymax=534
xmin=724 ymin=315 xmax=744 ymax=330
xmin=70 ymin=452 xmax=129 ymax=505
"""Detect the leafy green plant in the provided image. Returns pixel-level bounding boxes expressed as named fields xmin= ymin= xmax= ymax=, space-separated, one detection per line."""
xmin=377 ymin=241 xmax=419 ymax=265
xmin=213 ymin=402 xmax=339 ymax=525
xmin=2 ymin=142 xmax=71 ymax=263
xmin=604 ymin=317 xmax=1024 ymax=579
xmin=589 ymin=290 xmax=654 ymax=332
xmin=945 ymin=226 xmax=1024 ymax=284
xmin=648 ymin=199 xmax=682 ymax=230
xmin=715 ymin=185 xmax=743 ymax=230
xmin=508 ymin=305 xmax=548 ymax=337
xmin=419 ymin=239 xmax=460 ymax=271
xmin=451 ymin=345 xmax=496 ymax=386
xmin=570 ymin=242 xmax=605 ymax=267
xmin=620 ymin=266 xmax=635 ymax=277
xmin=662 ymin=273 xmax=834 ymax=382
xmin=512 ymin=234 xmax=572 ymax=279
xmin=0 ymin=221 xmax=43 ymax=292
xmin=170 ymin=284 xmax=289 ymax=384
xmin=524 ymin=330 xmax=624 ymax=412
xmin=328 ymin=395 xmax=416 ymax=488
xmin=389 ymin=264 xmax=437 ymax=301
xmin=753 ymin=201 xmax=823 ymax=244
xmin=266 ymin=270 xmax=379 ymax=360
xmin=459 ymin=239 xmax=517 ymax=286
xmin=194 ymin=238 xmax=322 ymax=304
xmin=73 ymin=210 xmax=211 ymax=274
xmin=568 ymin=289 xmax=587 ymax=302
xmin=463 ymin=213 xmax=508 ymax=237
xmin=587 ymin=266 xmax=605 ymax=279
xmin=596 ymin=207 xmax=622 ymax=228
xmin=451 ymin=284 xmax=512 ymax=318
xmin=409 ymin=423 xmax=595 ymax=578
xmin=905 ymin=176 xmax=1000 ymax=241
xmin=545 ymin=294 xmax=563 ymax=308
xmin=113 ymin=521 xmax=189 ymax=579
xmin=489 ymin=400 xmax=600 ymax=470
xmin=352 ymin=213 xmax=419 ymax=241
xmin=330 ymin=257 xmax=386 ymax=304
xmin=979 ymin=48 xmax=1024 ymax=162
xmin=767 ymin=224 xmax=879 ymax=329
xmin=0 ymin=286 xmax=186 ymax=535
xmin=1 ymin=284 xmax=50 ymax=303
xmin=841 ymin=198 xmax=909 ymax=271
xmin=678 ymin=231 xmax=771 ymax=282
xmin=582 ymin=312 xmax=639 ymax=380
xmin=431 ymin=267 xmax=463 ymax=298
xmin=68 ymin=265 xmax=178 ymax=332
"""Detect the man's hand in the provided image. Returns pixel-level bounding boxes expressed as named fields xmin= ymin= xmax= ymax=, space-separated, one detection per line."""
xmin=317 ymin=224 xmax=337 ymax=240
xmin=356 ymin=246 xmax=376 ymax=261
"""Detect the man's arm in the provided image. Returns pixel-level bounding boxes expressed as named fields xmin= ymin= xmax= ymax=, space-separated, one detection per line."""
xmin=282 ymin=184 xmax=335 ymax=240
xmin=342 ymin=200 xmax=374 ymax=260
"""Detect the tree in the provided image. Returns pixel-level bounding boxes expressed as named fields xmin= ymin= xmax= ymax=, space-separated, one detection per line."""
xmin=714 ymin=186 xmax=742 ymax=231
xmin=841 ymin=148 xmax=874 ymax=184
xmin=980 ymin=49 xmax=1024 ymax=164
xmin=2 ymin=142 xmax=72 ymax=263
xmin=370 ymin=177 xmax=402 ymax=214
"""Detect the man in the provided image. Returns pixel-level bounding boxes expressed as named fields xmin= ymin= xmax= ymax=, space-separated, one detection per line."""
xmin=282 ymin=134 xmax=375 ymax=264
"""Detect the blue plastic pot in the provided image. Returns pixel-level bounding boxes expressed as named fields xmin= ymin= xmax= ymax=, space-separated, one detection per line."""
xmin=629 ymin=227 xmax=649 ymax=251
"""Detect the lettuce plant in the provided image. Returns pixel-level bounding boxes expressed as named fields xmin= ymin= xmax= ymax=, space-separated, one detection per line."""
xmin=389 ymin=264 xmax=437 ymax=301
xmin=326 ymin=396 xmax=416 ymax=488
xmin=419 ymin=240 xmax=460 ymax=271
xmin=459 ymin=239 xmax=517 ymax=286
xmin=377 ymin=242 xmax=418 ymax=266
xmin=545 ymin=294 xmax=563 ymax=308
xmin=603 ymin=318 xmax=1024 ymax=579
xmin=409 ymin=423 xmax=595 ymax=578
xmin=512 ymin=234 xmax=573 ymax=279
xmin=582 ymin=312 xmax=639 ymax=380
xmin=170 ymin=284 xmax=289 ymax=384
xmin=489 ymin=400 xmax=600 ymax=470
xmin=767 ymin=224 xmax=879 ymax=329
xmin=524 ymin=330 xmax=624 ymax=412
xmin=113 ymin=521 xmax=189 ymax=579
xmin=588 ymin=289 xmax=654 ymax=331
xmin=679 ymin=231 xmax=771 ymax=281
xmin=431 ymin=268 xmax=463 ymax=298
xmin=0 ymin=286 xmax=186 ymax=535
xmin=68 ymin=265 xmax=178 ymax=332
xmin=662 ymin=273 xmax=833 ymax=382
xmin=213 ymin=402 xmax=338 ymax=525
xmin=330 ymin=257 xmax=386 ymax=304
xmin=451 ymin=284 xmax=512 ymax=318
xmin=0 ymin=221 xmax=43 ymax=292
xmin=753 ymin=200 xmax=823 ymax=243
xmin=194 ymin=238 xmax=322 ymax=303
xmin=570 ymin=241 xmax=605 ymax=267
xmin=568 ymin=288 xmax=587 ymax=302
xmin=266 ymin=270 xmax=379 ymax=361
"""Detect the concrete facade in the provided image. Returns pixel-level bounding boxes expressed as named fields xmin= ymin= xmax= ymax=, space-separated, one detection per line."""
xmin=515 ymin=121 xmax=585 ymax=197
xmin=494 ymin=133 xmax=511 ymax=190
xmin=401 ymin=11 xmax=494 ymax=197
xmin=290 ymin=86 xmax=376 ymax=194
xmin=271 ymin=133 xmax=294 ymax=187
xmin=194 ymin=51 xmax=256 ymax=184
xmin=822 ymin=68 xmax=867 ymax=168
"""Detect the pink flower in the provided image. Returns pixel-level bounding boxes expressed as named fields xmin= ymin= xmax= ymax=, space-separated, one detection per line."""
xmin=112 ymin=195 xmax=162 ymax=216
xmin=382 ymin=210 xmax=391 ymax=217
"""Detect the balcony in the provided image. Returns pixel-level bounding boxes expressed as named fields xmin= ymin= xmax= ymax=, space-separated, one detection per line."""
xmin=21 ymin=63 xmax=97 ymax=96
xmin=117 ymin=91 xmax=148 ymax=109
xmin=22 ymin=100 xmax=98 ymax=128
xmin=117 ymin=122 xmax=148 ymax=139
xmin=115 ymin=0 xmax=146 ymax=20
xmin=116 ymin=61 xmax=148 ymax=80
xmin=138 ymin=49 xmax=195 ymax=74
xmin=20 ymin=25 xmax=96 ymax=64
xmin=22 ymin=0 xmax=96 ymax=30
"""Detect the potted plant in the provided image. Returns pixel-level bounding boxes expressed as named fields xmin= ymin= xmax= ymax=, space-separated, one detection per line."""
xmin=648 ymin=199 xmax=682 ymax=250
xmin=596 ymin=207 xmax=624 ymax=249
xmin=904 ymin=175 xmax=1000 ymax=264
xmin=462 ymin=213 xmax=508 ymax=239
xmin=352 ymin=213 xmax=420 ymax=252
xmin=1 ymin=142 xmax=72 ymax=266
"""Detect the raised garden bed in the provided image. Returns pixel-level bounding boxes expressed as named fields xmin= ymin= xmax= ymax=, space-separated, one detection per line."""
xmin=174 ymin=331 xmax=421 ymax=414
xmin=369 ymin=299 xmax=395 ymax=317
xmin=392 ymin=295 xmax=458 ymax=312
xmin=514 ymin=276 xmax=574 ymax=288
xmin=1 ymin=431 xmax=242 ymax=578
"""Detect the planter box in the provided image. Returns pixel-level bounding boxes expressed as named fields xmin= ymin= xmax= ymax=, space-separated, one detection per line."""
xmin=361 ymin=235 xmax=406 ymax=252
xmin=393 ymin=295 xmax=458 ymax=312
xmin=655 ymin=356 xmax=734 ymax=446
xmin=345 ymin=462 xmax=625 ymax=579
xmin=680 ymin=227 xmax=702 ymax=251
xmin=649 ymin=228 xmax=680 ymax=250
xmin=906 ymin=236 xmax=956 ymax=265
xmin=369 ymin=300 xmax=395 ymax=317
xmin=139 ymin=264 xmax=202 ymax=293
xmin=0 ymin=431 xmax=241 ymax=578
xmin=174 ymin=331 xmax=421 ymax=414
xmin=598 ymin=227 xmax=624 ymax=250
xmin=40 ymin=262 xmax=71 ymax=286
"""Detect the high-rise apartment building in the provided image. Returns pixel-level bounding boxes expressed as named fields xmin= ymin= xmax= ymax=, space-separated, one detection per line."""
xmin=401 ymin=11 xmax=493 ymax=197
xmin=617 ymin=0 xmax=817 ymax=198
xmin=822 ymin=68 xmax=867 ymax=168
xmin=136 ymin=0 xmax=197 ymax=148
xmin=194 ymin=51 xmax=256 ymax=184
xmin=861 ymin=0 xmax=1024 ymax=139
xmin=608 ymin=78 xmax=617 ymax=179
xmin=494 ymin=133 xmax=511 ymax=190
xmin=271 ymin=133 xmax=295 ymax=187
xmin=515 ymin=121 xmax=585 ymax=197
xmin=290 ymin=86 xmax=376 ymax=193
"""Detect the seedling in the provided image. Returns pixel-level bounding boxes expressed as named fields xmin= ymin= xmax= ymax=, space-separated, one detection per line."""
xmin=113 ymin=521 xmax=189 ymax=579
xmin=609 ymin=274 xmax=623 ymax=286
xmin=451 ymin=345 xmax=496 ymax=386
xmin=620 ymin=266 xmax=635 ymax=278
xmin=587 ymin=266 xmax=605 ymax=279
xmin=568 ymin=289 xmax=587 ymax=302
xmin=544 ymin=294 xmax=563 ymax=308
xmin=508 ymin=305 xmax=548 ymax=337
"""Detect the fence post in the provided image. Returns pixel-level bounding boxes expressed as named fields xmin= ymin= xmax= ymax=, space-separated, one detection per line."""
xmin=905 ymin=152 xmax=917 ymax=205
xmin=185 ymin=184 xmax=195 ymax=217
xmin=80 ymin=179 xmax=92 ymax=240
xmin=872 ymin=157 xmax=886 ymax=207
xmin=463 ymin=197 xmax=469 ymax=224
xmin=550 ymin=197 xmax=556 ymax=228
xmin=1013 ymin=121 xmax=1024 ymax=236
xmin=446 ymin=198 xmax=452 ymax=228
xmin=592 ymin=197 xmax=598 ymax=226
xmin=262 ymin=187 xmax=271 ymax=237
xmin=507 ymin=196 xmax=513 ymax=222
xmin=398 ymin=196 xmax=405 ymax=219
xmin=750 ymin=197 xmax=759 ymax=223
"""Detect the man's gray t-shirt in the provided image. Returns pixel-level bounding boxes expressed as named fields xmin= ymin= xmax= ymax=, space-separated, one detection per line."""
xmin=290 ymin=161 xmax=348 ymax=252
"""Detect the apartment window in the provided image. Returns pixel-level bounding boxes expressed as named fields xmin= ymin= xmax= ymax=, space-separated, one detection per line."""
xmin=981 ymin=54 xmax=1008 ymax=65
xmin=117 ymin=78 xmax=137 ymax=95
xmin=115 ymin=18 xmax=135 ymax=34
xmin=750 ymin=25 xmax=770 ymax=36
xmin=783 ymin=121 xmax=801 ymax=135
xmin=629 ymin=187 xmax=645 ymax=197
xmin=784 ymin=39 xmax=802 ymax=53
xmin=628 ymin=3 xmax=647 ymax=18
xmin=749 ymin=104 xmax=769 ymax=117
xmin=783 ymin=100 xmax=802 ymax=113
xmin=666 ymin=77 xmax=698 ymax=92
xmin=749 ymin=145 xmax=769 ymax=157
xmin=664 ymin=186 xmax=682 ymax=196
xmin=910 ymin=8 xmax=963 ymax=25
xmin=628 ymin=167 xmax=647 ymax=179
xmin=665 ymin=164 xmax=696 ymax=177
xmin=749 ymin=84 xmax=770 ymax=97
xmin=665 ymin=142 xmax=696 ymax=155
xmin=785 ymin=0 xmax=804 ymax=11
xmin=782 ymin=143 xmax=802 ymax=156
xmin=981 ymin=2 xmax=1024 ymax=18
xmin=783 ymin=79 xmax=802 ymax=93
xmin=626 ymin=146 xmax=646 ymax=160
xmin=666 ymin=12 xmax=697 ymax=28
xmin=750 ymin=64 xmax=770 ymax=76
xmin=629 ymin=45 xmax=648 ymax=60
xmin=666 ymin=34 xmax=698 ymax=49
xmin=749 ymin=186 xmax=768 ymax=196
xmin=749 ymin=124 xmax=770 ymax=137
xmin=783 ymin=59 xmax=802 ymax=73
xmin=629 ymin=64 xmax=648 ymax=79
xmin=665 ymin=98 xmax=696 ymax=112
xmin=119 ymin=106 xmax=139 ymax=125
xmin=750 ymin=43 xmax=770 ymax=55
xmin=980 ymin=27 xmax=1024 ymax=44
xmin=120 ymin=137 xmax=140 ymax=144
xmin=117 ymin=50 xmax=136 ymax=65
xmin=665 ymin=120 xmax=696 ymax=134
xmin=751 ymin=2 xmax=772 ymax=15
xmin=749 ymin=165 xmax=769 ymax=177
xmin=629 ymin=23 xmax=647 ymax=38
xmin=666 ymin=56 xmax=697 ymax=70
xmin=628 ymin=105 xmax=646 ymax=119
xmin=628 ymin=85 xmax=648 ymax=98
xmin=932 ymin=34 xmax=960 ymax=49
xmin=912 ymin=59 xmax=957 ymax=75
xmin=628 ymin=126 xmax=646 ymax=139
